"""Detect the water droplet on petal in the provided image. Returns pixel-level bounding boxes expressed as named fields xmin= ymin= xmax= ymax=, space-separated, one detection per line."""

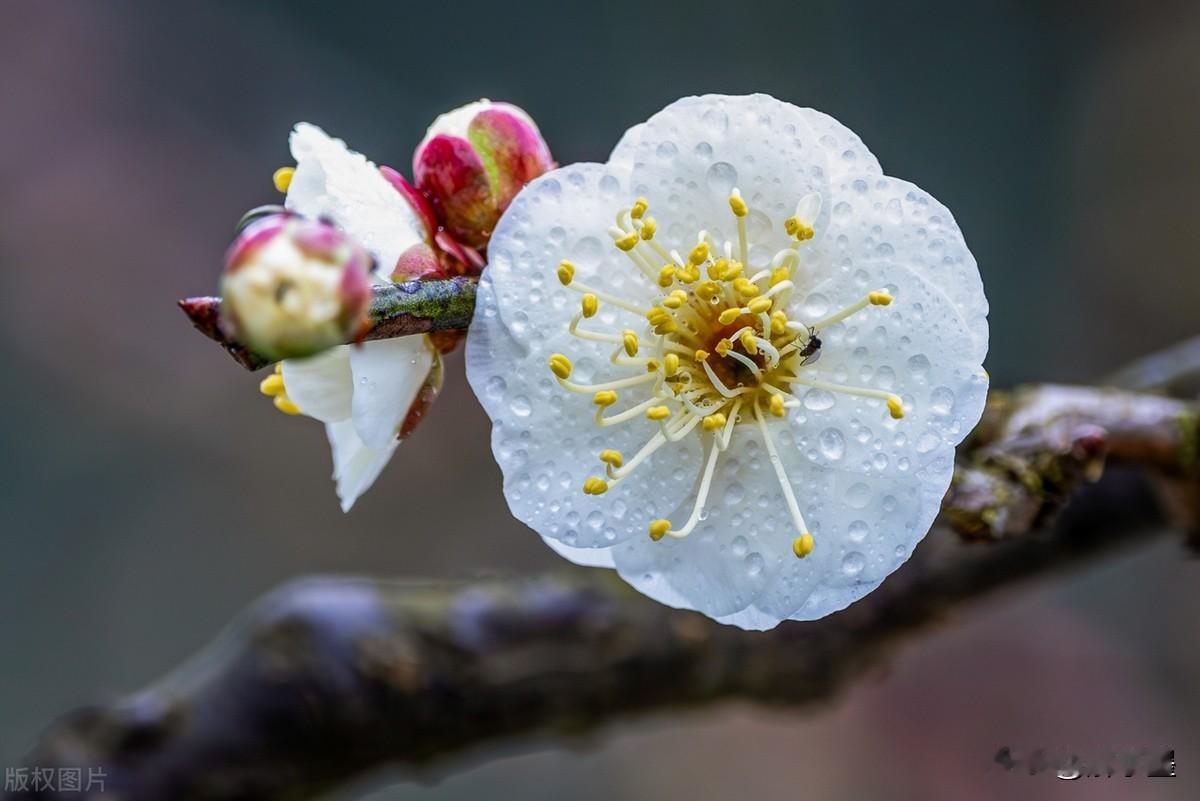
xmin=842 ymin=551 xmax=866 ymax=576
xmin=818 ymin=428 xmax=845 ymax=460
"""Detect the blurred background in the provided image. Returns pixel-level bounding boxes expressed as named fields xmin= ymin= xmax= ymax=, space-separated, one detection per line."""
xmin=2 ymin=0 xmax=1198 ymax=799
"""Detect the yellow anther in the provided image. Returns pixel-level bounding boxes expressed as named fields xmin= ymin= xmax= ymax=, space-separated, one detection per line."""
xmin=769 ymin=394 xmax=786 ymax=417
xmin=583 ymin=477 xmax=610 ymax=495
xmin=622 ymin=330 xmax=639 ymax=357
xmin=728 ymin=192 xmax=748 ymax=217
xmin=614 ymin=231 xmax=640 ymax=251
xmin=784 ymin=216 xmax=814 ymax=241
xmin=640 ymin=217 xmax=657 ymax=239
xmin=649 ymin=519 xmax=671 ymax=541
xmin=645 ymin=360 xmax=659 ymax=373
xmin=694 ymin=349 xmax=710 ymax=362
xmin=646 ymin=405 xmax=672 ymax=421
xmin=887 ymin=395 xmax=905 ymax=420
xmin=273 ymin=395 xmax=301 ymax=415
xmin=259 ymin=373 xmax=285 ymax=397
xmin=868 ymin=290 xmax=893 ymax=306
xmin=548 ymin=353 xmax=573 ymax=379
xmin=702 ymin=413 xmax=727 ymax=432
xmin=653 ymin=319 xmax=678 ymax=335
xmin=688 ymin=242 xmax=709 ymax=266
xmin=715 ymin=338 xmax=733 ymax=357
xmin=657 ymin=265 xmax=676 ymax=288
xmin=733 ymin=277 xmax=760 ymax=298
xmin=664 ymin=353 xmax=680 ymax=376
xmin=661 ymin=293 xmax=684 ymax=309
xmin=581 ymin=293 xmax=599 ymax=318
xmin=748 ymin=297 xmax=773 ymax=314
xmin=599 ymin=449 xmax=624 ymax=468
xmin=274 ymin=363 xmax=283 ymax=375
xmin=631 ymin=197 xmax=649 ymax=219
xmin=272 ymin=166 xmax=295 ymax=193
xmin=708 ymin=258 xmax=729 ymax=280
xmin=717 ymin=307 xmax=741 ymax=325
xmin=557 ymin=260 xmax=576 ymax=285
xmin=646 ymin=308 xmax=670 ymax=326
xmin=676 ymin=265 xmax=700 ymax=283
xmin=695 ymin=280 xmax=722 ymax=302
xmin=722 ymin=260 xmax=744 ymax=280
xmin=593 ymin=390 xmax=618 ymax=407
xmin=770 ymin=266 xmax=791 ymax=286
xmin=770 ymin=310 xmax=789 ymax=335
xmin=792 ymin=533 xmax=815 ymax=558
xmin=740 ymin=330 xmax=759 ymax=355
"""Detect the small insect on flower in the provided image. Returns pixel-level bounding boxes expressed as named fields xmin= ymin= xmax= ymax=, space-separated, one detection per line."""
xmin=466 ymin=94 xmax=989 ymax=629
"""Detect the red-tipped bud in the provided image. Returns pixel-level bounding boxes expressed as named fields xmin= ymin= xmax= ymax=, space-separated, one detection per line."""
xmin=413 ymin=100 xmax=553 ymax=251
xmin=221 ymin=212 xmax=372 ymax=360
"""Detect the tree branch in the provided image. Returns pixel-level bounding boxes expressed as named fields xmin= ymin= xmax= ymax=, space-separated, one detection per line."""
xmin=178 ymin=277 xmax=478 ymax=370
xmin=8 ymin=384 xmax=1198 ymax=801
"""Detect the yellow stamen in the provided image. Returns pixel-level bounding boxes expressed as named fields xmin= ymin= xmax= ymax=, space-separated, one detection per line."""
xmin=792 ymin=533 xmax=815 ymax=558
xmin=769 ymin=394 xmax=786 ymax=417
xmin=599 ymin=449 xmax=624 ymax=468
xmin=868 ymin=290 xmax=893 ymax=306
xmin=784 ymin=216 xmax=814 ymax=241
xmin=694 ymin=349 xmax=710 ymax=362
xmin=259 ymin=374 xmax=285 ymax=397
xmin=658 ymin=265 xmax=675 ymax=288
xmin=732 ymin=277 xmax=760 ymax=298
xmin=273 ymin=395 xmax=301 ymax=415
xmin=695 ymin=281 xmax=722 ymax=302
xmin=581 ymin=294 xmax=599 ymax=318
xmin=646 ymin=360 xmax=660 ymax=373
xmin=622 ymin=330 xmax=639 ymax=357
xmin=770 ymin=310 xmax=789 ymax=335
xmin=593 ymin=390 xmax=618 ymax=407
xmin=739 ymin=330 xmax=758 ymax=355
xmin=728 ymin=191 xmax=748 ymax=217
xmin=748 ymin=297 xmax=773 ymax=314
xmin=887 ymin=396 xmax=905 ymax=419
xmin=715 ymin=338 xmax=733 ymax=357
xmin=640 ymin=217 xmax=657 ymax=239
xmin=708 ymin=259 xmax=729 ymax=280
xmin=631 ymin=197 xmax=648 ymax=219
xmin=583 ymin=477 xmax=609 ymax=495
xmin=548 ymin=353 xmax=573 ymax=379
xmin=702 ymin=413 xmax=727 ymax=432
xmin=646 ymin=406 xmax=672 ymax=421
xmin=557 ymin=260 xmax=576 ymax=285
xmin=663 ymin=354 xmax=680 ymax=376
xmin=649 ymin=519 xmax=671 ymax=541
xmin=272 ymin=166 xmax=295 ymax=193
xmin=718 ymin=308 xmax=741 ymax=325
xmin=688 ymin=242 xmax=709 ymax=266
xmin=614 ymin=231 xmax=640 ymax=251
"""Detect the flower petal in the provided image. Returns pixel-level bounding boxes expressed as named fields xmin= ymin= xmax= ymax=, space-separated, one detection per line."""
xmin=797 ymin=108 xmax=882 ymax=180
xmin=609 ymin=94 xmax=833 ymax=259
xmin=286 ymin=123 xmax=428 ymax=275
xmin=280 ymin=346 xmax=353 ymax=422
xmin=811 ymin=172 xmax=989 ymax=361
xmin=326 ymin=418 xmax=399 ymax=512
xmin=466 ymin=269 xmax=702 ymax=549
xmin=349 ymin=336 xmax=436 ymax=449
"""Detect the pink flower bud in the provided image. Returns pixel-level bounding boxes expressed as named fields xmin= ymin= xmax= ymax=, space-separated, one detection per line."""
xmin=413 ymin=100 xmax=554 ymax=251
xmin=221 ymin=213 xmax=372 ymax=360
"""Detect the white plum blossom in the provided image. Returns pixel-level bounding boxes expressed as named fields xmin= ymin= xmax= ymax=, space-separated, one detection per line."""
xmin=466 ymin=94 xmax=989 ymax=629
xmin=264 ymin=124 xmax=439 ymax=512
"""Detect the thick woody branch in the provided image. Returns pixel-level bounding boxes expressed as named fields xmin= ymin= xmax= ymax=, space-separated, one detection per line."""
xmin=178 ymin=277 xmax=479 ymax=370
xmin=9 ymin=385 xmax=1198 ymax=801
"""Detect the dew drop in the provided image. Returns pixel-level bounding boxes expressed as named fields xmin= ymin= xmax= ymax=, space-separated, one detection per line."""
xmin=745 ymin=552 xmax=765 ymax=576
xmin=485 ymin=375 xmax=507 ymax=399
xmin=705 ymin=161 xmax=738 ymax=196
xmin=656 ymin=141 xmax=678 ymax=159
xmin=731 ymin=535 xmax=749 ymax=556
xmin=509 ymin=395 xmax=532 ymax=417
xmin=724 ymin=482 xmax=746 ymax=506
xmin=907 ymin=353 xmax=931 ymax=379
xmin=842 ymin=551 xmax=866 ymax=576
xmin=818 ymin=427 xmax=845 ymax=460
xmin=930 ymin=386 xmax=956 ymax=415
xmin=803 ymin=389 xmax=835 ymax=411
xmin=848 ymin=520 xmax=869 ymax=542
xmin=845 ymin=482 xmax=871 ymax=509
xmin=586 ymin=511 xmax=604 ymax=530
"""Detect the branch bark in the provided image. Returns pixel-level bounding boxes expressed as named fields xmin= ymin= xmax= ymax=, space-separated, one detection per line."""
xmin=178 ymin=278 xmax=478 ymax=370
xmin=8 ymin=385 xmax=1198 ymax=801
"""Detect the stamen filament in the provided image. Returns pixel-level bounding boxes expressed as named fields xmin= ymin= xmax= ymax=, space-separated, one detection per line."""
xmin=809 ymin=290 xmax=893 ymax=330
xmin=664 ymin=438 xmax=723 ymax=539
xmin=753 ymin=400 xmax=811 ymax=539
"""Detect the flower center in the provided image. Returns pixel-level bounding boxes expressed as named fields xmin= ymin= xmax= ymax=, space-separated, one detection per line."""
xmin=548 ymin=190 xmax=904 ymax=558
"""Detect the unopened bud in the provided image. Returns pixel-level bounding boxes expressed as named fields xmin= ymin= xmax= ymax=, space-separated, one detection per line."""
xmin=413 ymin=99 xmax=553 ymax=250
xmin=221 ymin=212 xmax=371 ymax=360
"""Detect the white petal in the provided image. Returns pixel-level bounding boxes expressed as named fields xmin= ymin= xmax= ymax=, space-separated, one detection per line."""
xmin=285 ymin=123 xmax=426 ymax=274
xmin=609 ymin=94 xmax=833 ymax=259
xmin=541 ymin=535 xmax=616 ymax=568
xmin=465 ymin=269 xmax=702 ymax=549
xmin=784 ymin=259 xmax=989 ymax=480
xmin=811 ymin=172 xmax=989 ymax=361
xmin=280 ymin=347 xmax=353 ymax=422
xmin=349 ymin=336 xmax=435 ymax=449
xmin=796 ymin=107 xmax=883 ymax=180
xmin=326 ymin=419 xmax=399 ymax=512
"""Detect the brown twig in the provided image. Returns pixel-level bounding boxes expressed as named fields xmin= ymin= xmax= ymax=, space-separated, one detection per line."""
xmin=178 ymin=277 xmax=479 ymax=370
xmin=7 ymin=384 xmax=1198 ymax=801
